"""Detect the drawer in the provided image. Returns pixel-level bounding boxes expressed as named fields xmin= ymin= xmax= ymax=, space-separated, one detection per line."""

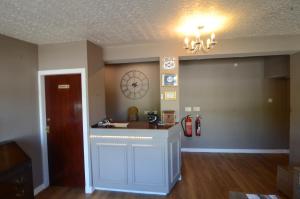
xmin=0 ymin=165 xmax=34 ymax=199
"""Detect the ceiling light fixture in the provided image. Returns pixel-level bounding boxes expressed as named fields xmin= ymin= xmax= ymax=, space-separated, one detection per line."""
xmin=183 ymin=26 xmax=217 ymax=53
xmin=177 ymin=13 xmax=226 ymax=54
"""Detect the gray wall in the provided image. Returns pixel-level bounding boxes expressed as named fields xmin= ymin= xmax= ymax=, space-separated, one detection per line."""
xmin=105 ymin=62 xmax=160 ymax=121
xmin=0 ymin=34 xmax=42 ymax=187
xmin=38 ymin=41 xmax=87 ymax=70
xmin=87 ymin=41 xmax=106 ymax=125
xmin=180 ymin=57 xmax=290 ymax=149
xmin=264 ymin=55 xmax=290 ymax=78
xmin=290 ymin=52 xmax=300 ymax=164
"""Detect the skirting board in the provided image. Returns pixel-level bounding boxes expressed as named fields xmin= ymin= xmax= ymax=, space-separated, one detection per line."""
xmin=34 ymin=183 xmax=48 ymax=196
xmin=181 ymin=148 xmax=289 ymax=154
xmin=85 ymin=185 xmax=95 ymax=194
xmin=95 ymin=187 xmax=167 ymax=196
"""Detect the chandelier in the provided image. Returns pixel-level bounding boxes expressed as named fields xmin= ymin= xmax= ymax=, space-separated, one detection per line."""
xmin=183 ymin=26 xmax=217 ymax=53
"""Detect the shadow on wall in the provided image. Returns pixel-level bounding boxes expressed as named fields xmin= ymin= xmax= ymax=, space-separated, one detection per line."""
xmin=105 ymin=62 xmax=160 ymax=122
xmin=179 ymin=57 xmax=290 ymax=149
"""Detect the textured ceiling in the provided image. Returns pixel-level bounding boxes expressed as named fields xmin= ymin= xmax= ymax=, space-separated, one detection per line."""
xmin=0 ymin=0 xmax=300 ymax=46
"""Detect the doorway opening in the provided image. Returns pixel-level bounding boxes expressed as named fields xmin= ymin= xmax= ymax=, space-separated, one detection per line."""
xmin=38 ymin=68 xmax=92 ymax=193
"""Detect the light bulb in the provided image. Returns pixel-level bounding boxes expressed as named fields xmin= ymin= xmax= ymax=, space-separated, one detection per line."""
xmin=191 ymin=40 xmax=195 ymax=50
xmin=211 ymin=32 xmax=216 ymax=42
xmin=184 ymin=37 xmax=189 ymax=49
xmin=184 ymin=37 xmax=189 ymax=44
xmin=207 ymin=38 xmax=211 ymax=49
xmin=195 ymin=30 xmax=200 ymax=39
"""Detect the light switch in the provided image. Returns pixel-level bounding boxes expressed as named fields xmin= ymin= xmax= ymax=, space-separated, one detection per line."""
xmin=185 ymin=107 xmax=192 ymax=112
xmin=193 ymin=106 xmax=201 ymax=112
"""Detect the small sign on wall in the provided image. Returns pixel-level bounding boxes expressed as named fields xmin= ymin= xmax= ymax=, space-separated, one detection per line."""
xmin=161 ymin=74 xmax=178 ymax=86
xmin=162 ymin=57 xmax=176 ymax=70
xmin=164 ymin=91 xmax=177 ymax=100
xmin=58 ymin=84 xmax=70 ymax=89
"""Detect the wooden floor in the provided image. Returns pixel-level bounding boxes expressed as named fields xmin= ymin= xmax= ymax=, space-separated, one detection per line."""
xmin=36 ymin=153 xmax=288 ymax=199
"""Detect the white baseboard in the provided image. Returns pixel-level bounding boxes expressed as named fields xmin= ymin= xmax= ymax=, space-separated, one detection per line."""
xmin=85 ymin=186 xmax=95 ymax=194
xmin=34 ymin=183 xmax=48 ymax=196
xmin=181 ymin=148 xmax=289 ymax=154
xmin=95 ymin=187 xmax=167 ymax=195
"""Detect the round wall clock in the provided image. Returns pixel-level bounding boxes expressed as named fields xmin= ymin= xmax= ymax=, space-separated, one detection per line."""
xmin=120 ymin=70 xmax=149 ymax=100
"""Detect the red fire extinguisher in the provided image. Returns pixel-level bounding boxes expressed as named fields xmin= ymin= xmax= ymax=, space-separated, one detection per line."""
xmin=181 ymin=115 xmax=193 ymax=137
xmin=195 ymin=115 xmax=201 ymax=136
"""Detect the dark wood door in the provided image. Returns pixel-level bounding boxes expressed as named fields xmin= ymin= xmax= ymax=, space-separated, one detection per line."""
xmin=45 ymin=74 xmax=84 ymax=187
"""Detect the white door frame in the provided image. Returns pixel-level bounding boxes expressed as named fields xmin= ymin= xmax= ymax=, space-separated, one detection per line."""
xmin=38 ymin=68 xmax=93 ymax=193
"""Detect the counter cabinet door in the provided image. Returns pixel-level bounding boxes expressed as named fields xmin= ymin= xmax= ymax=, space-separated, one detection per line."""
xmin=91 ymin=139 xmax=129 ymax=186
xmin=130 ymin=142 xmax=166 ymax=187
xmin=169 ymin=135 xmax=181 ymax=185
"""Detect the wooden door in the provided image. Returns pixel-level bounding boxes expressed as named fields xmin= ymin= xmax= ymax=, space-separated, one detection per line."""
xmin=45 ymin=74 xmax=84 ymax=187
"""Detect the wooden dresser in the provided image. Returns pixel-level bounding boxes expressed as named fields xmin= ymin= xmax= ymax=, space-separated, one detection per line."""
xmin=0 ymin=141 xmax=34 ymax=199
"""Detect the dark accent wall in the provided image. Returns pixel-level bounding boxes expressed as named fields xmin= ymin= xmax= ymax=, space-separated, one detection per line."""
xmin=105 ymin=62 xmax=160 ymax=122
xmin=180 ymin=57 xmax=290 ymax=149
xmin=0 ymin=34 xmax=42 ymax=187
xmin=290 ymin=52 xmax=300 ymax=164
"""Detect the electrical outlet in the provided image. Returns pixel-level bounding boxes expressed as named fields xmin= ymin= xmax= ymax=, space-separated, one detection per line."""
xmin=185 ymin=107 xmax=192 ymax=112
xmin=193 ymin=106 xmax=200 ymax=112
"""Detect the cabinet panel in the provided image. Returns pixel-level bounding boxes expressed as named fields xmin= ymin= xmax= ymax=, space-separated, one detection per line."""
xmin=132 ymin=144 xmax=165 ymax=186
xmin=95 ymin=143 xmax=128 ymax=185
xmin=170 ymin=140 xmax=180 ymax=183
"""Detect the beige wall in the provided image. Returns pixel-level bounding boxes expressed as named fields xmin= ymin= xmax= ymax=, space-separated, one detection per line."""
xmin=264 ymin=55 xmax=290 ymax=78
xmin=290 ymin=52 xmax=300 ymax=164
xmin=38 ymin=40 xmax=107 ymax=125
xmin=87 ymin=41 xmax=106 ymax=124
xmin=103 ymin=35 xmax=300 ymax=63
xmin=180 ymin=57 xmax=290 ymax=149
xmin=0 ymin=34 xmax=42 ymax=188
xmin=38 ymin=41 xmax=87 ymax=69
xmin=105 ymin=62 xmax=160 ymax=121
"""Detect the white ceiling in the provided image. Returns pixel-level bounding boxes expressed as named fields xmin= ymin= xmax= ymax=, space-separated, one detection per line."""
xmin=0 ymin=0 xmax=300 ymax=46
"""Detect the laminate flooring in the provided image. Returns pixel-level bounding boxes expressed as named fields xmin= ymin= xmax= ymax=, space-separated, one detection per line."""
xmin=36 ymin=153 xmax=288 ymax=199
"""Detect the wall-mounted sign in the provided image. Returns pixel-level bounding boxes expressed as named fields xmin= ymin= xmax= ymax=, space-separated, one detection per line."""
xmin=164 ymin=91 xmax=176 ymax=100
xmin=162 ymin=57 xmax=176 ymax=70
xmin=162 ymin=74 xmax=178 ymax=86
xmin=58 ymin=84 xmax=70 ymax=89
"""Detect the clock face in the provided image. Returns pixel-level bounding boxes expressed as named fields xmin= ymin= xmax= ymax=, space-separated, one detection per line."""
xmin=163 ymin=57 xmax=176 ymax=70
xmin=120 ymin=70 xmax=149 ymax=100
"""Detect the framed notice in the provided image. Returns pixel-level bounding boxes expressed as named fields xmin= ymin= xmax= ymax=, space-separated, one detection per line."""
xmin=164 ymin=91 xmax=176 ymax=100
xmin=162 ymin=74 xmax=178 ymax=86
xmin=162 ymin=57 xmax=176 ymax=70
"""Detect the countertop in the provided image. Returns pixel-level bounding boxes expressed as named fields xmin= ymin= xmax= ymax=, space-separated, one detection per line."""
xmin=91 ymin=121 xmax=175 ymax=130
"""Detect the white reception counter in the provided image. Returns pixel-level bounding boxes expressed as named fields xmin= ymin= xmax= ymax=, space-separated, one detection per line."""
xmin=90 ymin=122 xmax=181 ymax=195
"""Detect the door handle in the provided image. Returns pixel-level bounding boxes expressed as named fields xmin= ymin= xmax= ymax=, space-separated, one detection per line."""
xmin=46 ymin=118 xmax=51 ymax=134
xmin=46 ymin=126 xmax=50 ymax=134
